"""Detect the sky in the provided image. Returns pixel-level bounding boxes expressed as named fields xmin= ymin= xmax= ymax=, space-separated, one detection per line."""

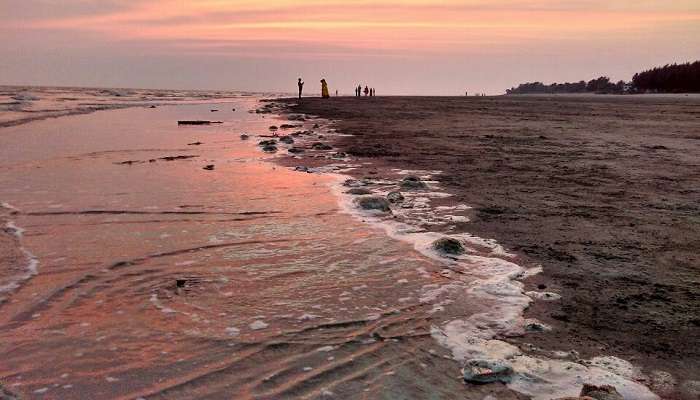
xmin=1 ymin=0 xmax=699 ymax=95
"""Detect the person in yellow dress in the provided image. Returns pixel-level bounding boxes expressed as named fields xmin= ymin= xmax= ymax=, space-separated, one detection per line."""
xmin=320 ymin=79 xmax=330 ymax=98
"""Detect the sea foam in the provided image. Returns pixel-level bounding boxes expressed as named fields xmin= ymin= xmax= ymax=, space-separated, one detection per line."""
xmin=319 ymin=159 xmax=658 ymax=399
xmin=1 ymin=203 xmax=40 ymax=296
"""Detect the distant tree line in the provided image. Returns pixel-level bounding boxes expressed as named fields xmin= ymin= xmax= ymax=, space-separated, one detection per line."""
xmin=632 ymin=61 xmax=700 ymax=93
xmin=506 ymin=77 xmax=626 ymax=95
xmin=506 ymin=60 xmax=699 ymax=95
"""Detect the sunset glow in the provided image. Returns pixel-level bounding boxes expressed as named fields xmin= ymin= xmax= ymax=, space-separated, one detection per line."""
xmin=3 ymin=0 xmax=700 ymax=93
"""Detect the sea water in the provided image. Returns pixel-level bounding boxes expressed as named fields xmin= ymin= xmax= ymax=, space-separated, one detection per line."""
xmin=0 ymin=88 xmax=656 ymax=399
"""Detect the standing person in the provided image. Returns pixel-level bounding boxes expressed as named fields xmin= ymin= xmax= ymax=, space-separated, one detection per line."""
xmin=321 ymin=79 xmax=330 ymax=98
xmin=297 ymin=78 xmax=304 ymax=99
xmin=364 ymin=86 xmax=369 ymax=96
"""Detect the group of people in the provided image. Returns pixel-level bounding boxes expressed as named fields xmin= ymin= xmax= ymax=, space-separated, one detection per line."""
xmin=354 ymin=85 xmax=375 ymax=97
xmin=297 ymin=78 xmax=376 ymax=99
xmin=298 ymin=78 xmax=330 ymax=98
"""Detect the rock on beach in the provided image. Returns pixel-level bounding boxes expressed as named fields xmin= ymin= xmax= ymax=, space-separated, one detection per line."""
xmin=387 ymin=191 xmax=405 ymax=203
xmin=432 ymin=237 xmax=465 ymax=255
xmin=400 ymin=175 xmax=427 ymax=189
xmin=462 ymin=359 xmax=513 ymax=384
xmin=354 ymin=196 xmax=391 ymax=212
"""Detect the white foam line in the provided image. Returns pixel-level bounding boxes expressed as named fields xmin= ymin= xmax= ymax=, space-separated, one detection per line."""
xmin=321 ymin=171 xmax=657 ymax=399
xmin=5 ymin=221 xmax=25 ymax=238
xmin=1 ymin=202 xmax=20 ymax=213
xmin=1 ymin=220 xmax=40 ymax=295
xmin=277 ymin=109 xmax=656 ymax=398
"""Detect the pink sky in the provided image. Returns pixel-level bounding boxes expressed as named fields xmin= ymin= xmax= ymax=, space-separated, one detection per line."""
xmin=2 ymin=0 xmax=699 ymax=94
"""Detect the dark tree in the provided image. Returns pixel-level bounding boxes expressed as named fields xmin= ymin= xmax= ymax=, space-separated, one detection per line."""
xmin=506 ymin=60 xmax=699 ymax=94
xmin=507 ymin=76 xmax=621 ymax=94
xmin=632 ymin=61 xmax=700 ymax=93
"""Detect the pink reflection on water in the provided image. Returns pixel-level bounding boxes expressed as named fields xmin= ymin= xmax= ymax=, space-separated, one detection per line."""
xmin=0 ymin=98 xmax=472 ymax=399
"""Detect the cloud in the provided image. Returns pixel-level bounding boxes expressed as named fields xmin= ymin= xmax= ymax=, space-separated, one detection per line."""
xmin=1 ymin=0 xmax=699 ymax=93
xmin=11 ymin=1 xmax=697 ymax=54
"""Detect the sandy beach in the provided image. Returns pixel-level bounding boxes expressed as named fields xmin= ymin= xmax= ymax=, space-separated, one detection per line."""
xmin=1 ymin=90 xmax=537 ymax=399
xmin=279 ymin=94 xmax=700 ymax=399
xmin=3 ymin=0 xmax=699 ymax=398
xmin=0 ymin=88 xmax=697 ymax=399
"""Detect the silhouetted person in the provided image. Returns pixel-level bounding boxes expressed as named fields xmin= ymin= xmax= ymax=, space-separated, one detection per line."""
xmin=321 ymin=79 xmax=330 ymax=98
xmin=298 ymin=78 xmax=304 ymax=99
xmin=364 ymin=86 xmax=369 ymax=96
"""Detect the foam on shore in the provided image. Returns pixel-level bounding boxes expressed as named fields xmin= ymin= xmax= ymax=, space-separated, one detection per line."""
xmin=288 ymin=112 xmax=659 ymax=400
xmin=0 ymin=203 xmax=40 ymax=296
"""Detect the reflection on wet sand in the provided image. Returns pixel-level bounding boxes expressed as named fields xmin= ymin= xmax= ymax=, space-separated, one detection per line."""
xmin=1 ymin=100 xmax=521 ymax=399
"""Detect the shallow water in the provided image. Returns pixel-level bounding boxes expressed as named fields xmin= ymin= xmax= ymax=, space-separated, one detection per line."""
xmin=0 ymin=97 xmax=482 ymax=399
xmin=0 ymin=86 xmax=267 ymax=127
xmin=0 ymin=93 xmax=658 ymax=400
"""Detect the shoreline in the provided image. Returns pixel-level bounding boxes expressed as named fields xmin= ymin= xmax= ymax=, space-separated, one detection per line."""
xmin=0 ymin=95 xmax=694 ymax=398
xmin=0 ymin=98 xmax=531 ymax=399
xmin=263 ymin=100 xmax=658 ymax=399
xmin=0 ymin=85 xmax=261 ymax=128
xmin=273 ymin=95 xmax=700 ymax=399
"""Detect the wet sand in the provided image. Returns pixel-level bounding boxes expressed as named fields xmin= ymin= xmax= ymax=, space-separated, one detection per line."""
xmin=279 ymin=94 xmax=700 ymax=399
xmin=1 ymin=90 xmax=696 ymax=399
xmin=0 ymin=96 xmax=530 ymax=399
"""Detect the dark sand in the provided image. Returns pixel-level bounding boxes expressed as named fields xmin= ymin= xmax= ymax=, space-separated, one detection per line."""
xmin=280 ymin=95 xmax=700 ymax=397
